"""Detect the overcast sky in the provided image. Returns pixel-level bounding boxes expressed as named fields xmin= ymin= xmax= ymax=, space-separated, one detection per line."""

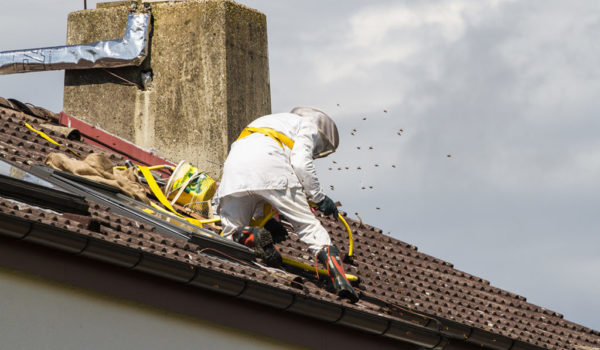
xmin=1 ymin=0 xmax=599 ymax=331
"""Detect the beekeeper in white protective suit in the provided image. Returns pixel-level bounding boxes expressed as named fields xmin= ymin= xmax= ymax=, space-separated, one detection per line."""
xmin=215 ymin=106 xmax=358 ymax=303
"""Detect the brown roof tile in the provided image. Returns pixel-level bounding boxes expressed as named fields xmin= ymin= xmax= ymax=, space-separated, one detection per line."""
xmin=0 ymin=102 xmax=598 ymax=349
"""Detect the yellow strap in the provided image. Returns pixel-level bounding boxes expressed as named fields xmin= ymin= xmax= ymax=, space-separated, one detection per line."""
xmin=237 ymin=127 xmax=295 ymax=150
xmin=138 ymin=165 xmax=205 ymax=227
xmin=25 ymin=122 xmax=82 ymax=159
xmin=146 ymin=198 xmax=219 ymax=227
xmin=148 ymin=201 xmax=206 ymax=227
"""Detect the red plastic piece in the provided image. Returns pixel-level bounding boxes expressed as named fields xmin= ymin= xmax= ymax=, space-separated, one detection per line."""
xmin=58 ymin=111 xmax=175 ymax=177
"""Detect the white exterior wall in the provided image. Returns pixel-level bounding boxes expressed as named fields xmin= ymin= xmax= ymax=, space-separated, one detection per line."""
xmin=0 ymin=266 xmax=298 ymax=350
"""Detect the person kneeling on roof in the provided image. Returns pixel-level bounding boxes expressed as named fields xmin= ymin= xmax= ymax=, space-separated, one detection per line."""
xmin=214 ymin=107 xmax=358 ymax=303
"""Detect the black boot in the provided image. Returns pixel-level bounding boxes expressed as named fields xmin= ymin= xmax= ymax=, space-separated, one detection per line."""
xmin=264 ymin=218 xmax=289 ymax=243
xmin=233 ymin=226 xmax=282 ymax=268
xmin=317 ymin=245 xmax=359 ymax=303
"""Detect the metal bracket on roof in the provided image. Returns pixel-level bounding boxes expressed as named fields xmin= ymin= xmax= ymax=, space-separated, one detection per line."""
xmin=0 ymin=12 xmax=150 ymax=75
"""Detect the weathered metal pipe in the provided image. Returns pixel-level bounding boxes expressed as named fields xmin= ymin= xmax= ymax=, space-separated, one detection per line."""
xmin=0 ymin=12 xmax=150 ymax=75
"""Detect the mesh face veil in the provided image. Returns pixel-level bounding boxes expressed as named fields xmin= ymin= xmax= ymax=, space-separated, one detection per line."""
xmin=290 ymin=107 xmax=339 ymax=158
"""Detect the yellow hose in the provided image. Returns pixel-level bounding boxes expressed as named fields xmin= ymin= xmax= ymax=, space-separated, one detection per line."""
xmin=147 ymin=164 xmax=175 ymax=171
xmin=254 ymin=205 xmax=356 ymax=281
xmin=198 ymin=217 xmax=222 ymax=224
xmin=337 ymin=213 xmax=354 ymax=258
xmin=307 ymin=201 xmax=354 ymax=259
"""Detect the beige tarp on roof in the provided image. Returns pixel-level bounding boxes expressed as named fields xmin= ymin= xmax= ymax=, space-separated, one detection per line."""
xmin=45 ymin=152 xmax=150 ymax=204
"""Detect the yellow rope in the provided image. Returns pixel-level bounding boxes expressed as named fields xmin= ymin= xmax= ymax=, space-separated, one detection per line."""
xmin=138 ymin=165 xmax=211 ymax=228
xmin=24 ymin=122 xmax=82 ymax=159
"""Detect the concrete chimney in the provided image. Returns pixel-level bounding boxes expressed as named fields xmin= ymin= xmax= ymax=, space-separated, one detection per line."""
xmin=63 ymin=0 xmax=271 ymax=178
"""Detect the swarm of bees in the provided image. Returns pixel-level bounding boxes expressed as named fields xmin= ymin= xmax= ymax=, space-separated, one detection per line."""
xmin=325 ymin=110 xmax=401 ymax=212
xmin=324 ymin=107 xmax=450 ymax=215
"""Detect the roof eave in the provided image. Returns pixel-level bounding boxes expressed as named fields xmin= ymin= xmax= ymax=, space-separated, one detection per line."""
xmin=0 ymin=211 xmax=447 ymax=349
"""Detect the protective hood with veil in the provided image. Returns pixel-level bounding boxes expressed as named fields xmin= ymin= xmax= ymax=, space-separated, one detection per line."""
xmin=215 ymin=108 xmax=339 ymax=204
xmin=290 ymin=106 xmax=339 ymax=159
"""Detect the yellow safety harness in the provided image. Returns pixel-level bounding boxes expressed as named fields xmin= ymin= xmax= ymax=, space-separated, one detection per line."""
xmin=237 ymin=127 xmax=295 ymax=149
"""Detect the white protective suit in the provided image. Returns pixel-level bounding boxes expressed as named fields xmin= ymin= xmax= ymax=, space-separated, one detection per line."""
xmin=215 ymin=109 xmax=338 ymax=254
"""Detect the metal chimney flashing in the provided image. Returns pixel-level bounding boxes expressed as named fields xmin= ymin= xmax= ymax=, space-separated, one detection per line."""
xmin=0 ymin=12 xmax=150 ymax=75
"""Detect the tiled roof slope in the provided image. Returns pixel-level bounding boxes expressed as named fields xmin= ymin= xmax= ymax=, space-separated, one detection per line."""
xmin=0 ymin=101 xmax=599 ymax=350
